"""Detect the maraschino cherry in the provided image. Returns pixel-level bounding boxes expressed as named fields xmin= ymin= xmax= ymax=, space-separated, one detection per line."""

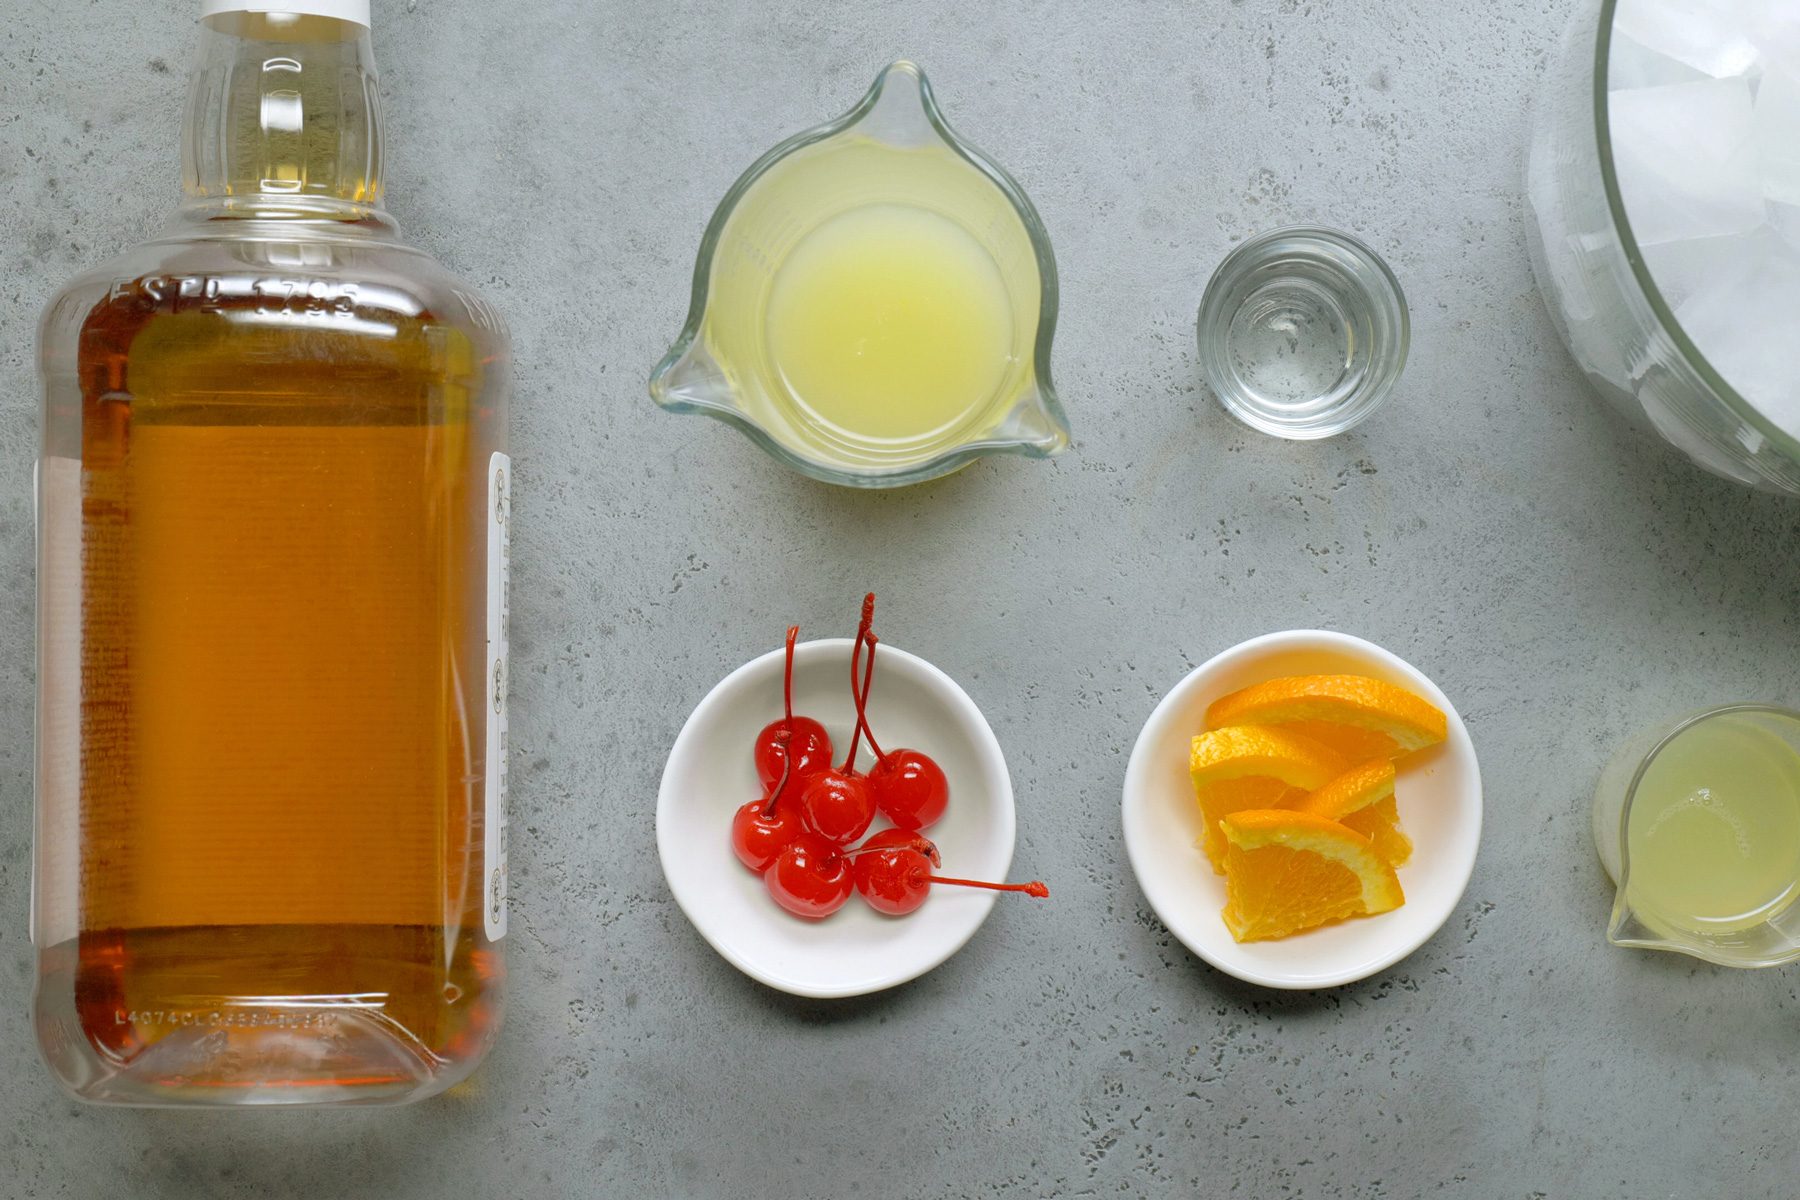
xmin=765 ymin=832 xmax=854 ymax=919
xmin=732 ymin=594 xmax=1044 ymax=924
xmin=730 ymin=728 xmax=805 ymax=873
xmin=853 ymin=636 xmax=950 ymax=831
xmin=753 ymin=625 xmax=832 ymax=789
xmin=849 ymin=830 xmax=1048 ymax=916
xmin=797 ymin=606 xmax=881 ymax=845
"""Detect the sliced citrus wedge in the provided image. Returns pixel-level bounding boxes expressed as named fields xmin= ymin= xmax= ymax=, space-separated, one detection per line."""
xmin=1219 ymin=809 xmax=1404 ymax=942
xmin=1189 ymin=727 xmax=1347 ymax=872
xmin=1340 ymin=798 xmax=1412 ymax=868
xmin=1203 ymin=674 xmax=1448 ymax=762
xmin=1298 ymin=758 xmax=1395 ymax=818
xmin=1297 ymin=759 xmax=1412 ymax=866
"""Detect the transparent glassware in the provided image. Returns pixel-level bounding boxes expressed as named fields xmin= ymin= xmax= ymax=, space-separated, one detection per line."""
xmin=34 ymin=5 xmax=509 ymax=1105
xmin=1592 ymin=705 xmax=1800 ymax=967
xmin=1526 ymin=0 xmax=1800 ymax=494
xmin=1195 ymin=225 xmax=1409 ymax=439
xmin=649 ymin=60 xmax=1069 ymax=488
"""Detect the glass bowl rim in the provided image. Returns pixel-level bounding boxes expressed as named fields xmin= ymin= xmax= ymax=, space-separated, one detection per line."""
xmin=1591 ymin=0 xmax=1800 ymax=467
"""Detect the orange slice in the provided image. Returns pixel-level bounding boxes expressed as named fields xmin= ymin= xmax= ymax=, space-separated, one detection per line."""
xmin=1189 ymin=728 xmax=1346 ymax=872
xmin=1219 ymin=810 xmax=1404 ymax=942
xmin=1204 ymin=674 xmax=1448 ymax=763
xmin=1297 ymin=759 xmax=1412 ymax=866
xmin=1191 ymin=776 xmax=1301 ymax=871
xmin=1340 ymin=798 xmax=1411 ymax=868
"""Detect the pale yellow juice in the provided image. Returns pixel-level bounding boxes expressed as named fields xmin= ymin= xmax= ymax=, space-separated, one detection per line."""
xmin=697 ymin=133 xmax=1041 ymax=473
xmin=766 ymin=203 xmax=1013 ymax=444
xmin=1626 ymin=711 xmax=1800 ymax=935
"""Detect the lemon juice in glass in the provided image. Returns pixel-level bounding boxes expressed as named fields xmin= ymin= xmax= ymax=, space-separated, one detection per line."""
xmin=764 ymin=202 xmax=1013 ymax=446
xmin=1593 ymin=705 xmax=1800 ymax=966
xmin=650 ymin=61 xmax=1069 ymax=487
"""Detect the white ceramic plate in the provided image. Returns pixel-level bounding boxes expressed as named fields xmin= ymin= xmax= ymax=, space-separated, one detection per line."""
xmin=657 ymin=638 xmax=1015 ymax=998
xmin=1122 ymin=630 xmax=1482 ymax=989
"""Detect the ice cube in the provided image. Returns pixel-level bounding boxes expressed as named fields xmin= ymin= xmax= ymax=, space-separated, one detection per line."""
xmin=1609 ymin=28 xmax=1708 ymax=91
xmin=1768 ymin=199 xmax=1800 ymax=251
xmin=1640 ymin=229 xmax=1776 ymax=307
xmin=1674 ymin=245 xmax=1800 ymax=437
xmin=1614 ymin=0 xmax=1761 ymax=79
xmin=1746 ymin=0 xmax=1800 ymax=76
xmin=1754 ymin=63 xmax=1800 ymax=203
xmin=1611 ymin=78 xmax=1765 ymax=245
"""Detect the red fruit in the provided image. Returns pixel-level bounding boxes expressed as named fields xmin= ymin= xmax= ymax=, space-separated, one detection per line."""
xmin=849 ymin=830 xmax=1048 ymax=917
xmin=798 ymin=767 xmax=876 ymax=846
xmin=754 ymin=626 xmax=833 ymax=788
xmin=730 ymin=792 xmax=803 ymax=873
xmin=755 ymin=716 xmax=831 ymax=789
xmin=765 ymin=833 xmax=854 ymax=919
xmin=796 ymin=602 xmax=884 ymax=846
xmin=849 ymin=629 xmax=951 ymax=831
xmin=868 ymin=748 xmax=949 ymax=830
xmin=732 ymin=727 xmax=805 ymax=872
xmin=850 ymin=831 xmax=940 ymax=915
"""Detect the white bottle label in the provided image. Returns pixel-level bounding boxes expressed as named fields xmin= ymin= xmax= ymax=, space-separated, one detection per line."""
xmin=33 ymin=457 xmax=81 ymax=950
xmin=484 ymin=453 xmax=511 ymax=942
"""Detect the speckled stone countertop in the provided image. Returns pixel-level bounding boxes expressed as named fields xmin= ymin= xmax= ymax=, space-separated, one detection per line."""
xmin=2 ymin=1 xmax=1797 ymax=1196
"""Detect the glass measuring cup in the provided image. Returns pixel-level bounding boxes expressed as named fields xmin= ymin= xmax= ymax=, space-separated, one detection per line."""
xmin=1592 ymin=704 xmax=1800 ymax=966
xmin=649 ymin=61 xmax=1069 ymax=487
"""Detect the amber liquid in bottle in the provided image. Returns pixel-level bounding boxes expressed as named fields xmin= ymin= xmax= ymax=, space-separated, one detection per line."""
xmin=34 ymin=7 xmax=507 ymax=1105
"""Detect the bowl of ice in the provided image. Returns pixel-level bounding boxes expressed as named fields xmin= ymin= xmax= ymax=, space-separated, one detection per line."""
xmin=1526 ymin=0 xmax=1800 ymax=495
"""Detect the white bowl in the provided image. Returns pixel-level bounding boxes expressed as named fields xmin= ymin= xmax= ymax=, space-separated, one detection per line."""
xmin=1122 ymin=630 xmax=1482 ymax=989
xmin=657 ymin=638 xmax=1016 ymax=998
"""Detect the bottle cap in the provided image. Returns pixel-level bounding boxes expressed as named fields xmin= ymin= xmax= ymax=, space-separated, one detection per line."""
xmin=201 ymin=0 xmax=371 ymax=26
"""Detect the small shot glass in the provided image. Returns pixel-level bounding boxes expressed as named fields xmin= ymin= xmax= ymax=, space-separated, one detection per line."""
xmin=1196 ymin=225 xmax=1409 ymax=440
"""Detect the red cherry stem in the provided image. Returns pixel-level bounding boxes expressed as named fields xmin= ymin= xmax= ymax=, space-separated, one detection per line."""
xmin=845 ymin=594 xmax=875 ymax=712
xmin=845 ymin=650 xmax=862 ymax=766
xmin=856 ymin=593 xmax=876 ymax=645
xmin=782 ymin=625 xmax=799 ymax=722
xmin=840 ymin=595 xmax=879 ymax=771
xmin=853 ymin=635 xmax=886 ymax=761
xmin=844 ymin=592 xmax=887 ymax=760
xmin=844 ymin=633 xmax=884 ymax=767
xmin=842 ymin=835 xmax=937 ymax=861
xmin=842 ymin=636 xmax=878 ymax=770
xmin=928 ymin=875 xmax=1050 ymax=898
xmin=760 ymin=727 xmax=793 ymax=818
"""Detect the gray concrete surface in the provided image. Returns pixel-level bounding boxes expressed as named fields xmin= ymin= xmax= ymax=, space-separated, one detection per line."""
xmin=4 ymin=0 xmax=1799 ymax=1196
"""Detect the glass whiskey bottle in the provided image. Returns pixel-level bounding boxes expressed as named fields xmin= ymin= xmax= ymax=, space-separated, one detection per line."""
xmin=34 ymin=0 xmax=509 ymax=1105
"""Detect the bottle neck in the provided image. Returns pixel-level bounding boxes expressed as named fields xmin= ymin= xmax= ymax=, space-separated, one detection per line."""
xmin=179 ymin=10 xmax=386 ymax=223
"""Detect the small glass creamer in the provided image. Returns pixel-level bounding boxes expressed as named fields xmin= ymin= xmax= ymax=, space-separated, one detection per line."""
xmin=1592 ymin=705 xmax=1800 ymax=967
